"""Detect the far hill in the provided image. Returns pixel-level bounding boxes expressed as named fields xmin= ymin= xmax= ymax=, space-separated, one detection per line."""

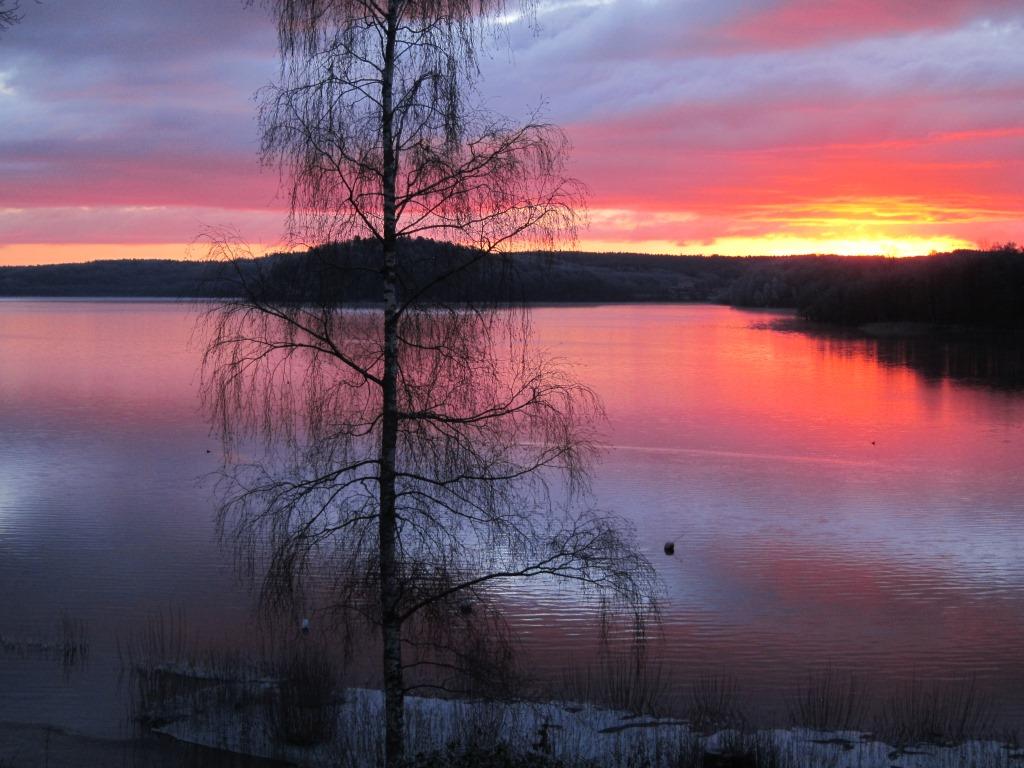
xmin=1 ymin=240 xmax=1021 ymax=330
xmin=718 ymin=246 xmax=1024 ymax=328
xmin=0 ymin=258 xmax=236 ymax=298
xmin=0 ymin=242 xmax=753 ymax=303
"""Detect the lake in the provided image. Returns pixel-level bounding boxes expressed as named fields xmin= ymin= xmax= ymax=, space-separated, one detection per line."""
xmin=1 ymin=300 xmax=1023 ymax=737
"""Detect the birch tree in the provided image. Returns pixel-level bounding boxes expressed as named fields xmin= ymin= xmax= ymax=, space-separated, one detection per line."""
xmin=0 ymin=1 xmax=20 ymax=33
xmin=202 ymin=2 xmax=658 ymax=764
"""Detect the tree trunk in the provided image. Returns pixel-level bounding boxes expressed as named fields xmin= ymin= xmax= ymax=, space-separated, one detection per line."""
xmin=379 ymin=3 xmax=404 ymax=767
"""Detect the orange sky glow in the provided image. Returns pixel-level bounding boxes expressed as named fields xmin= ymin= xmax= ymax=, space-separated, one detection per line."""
xmin=1 ymin=0 xmax=1021 ymax=266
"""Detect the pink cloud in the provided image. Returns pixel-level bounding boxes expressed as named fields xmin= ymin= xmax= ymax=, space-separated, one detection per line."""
xmin=717 ymin=0 xmax=1020 ymax=51
xmin=0 ymin=146 xmax=279 ymax=210
xmin=2 ymin=0 xmax=1022 ymax=255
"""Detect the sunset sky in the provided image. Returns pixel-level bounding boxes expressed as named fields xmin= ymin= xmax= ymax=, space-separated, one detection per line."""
xmin=1 ymin=0 xmax=1022 ymax=265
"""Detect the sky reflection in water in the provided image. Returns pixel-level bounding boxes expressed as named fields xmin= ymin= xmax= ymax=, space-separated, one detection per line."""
xmin=1 ymin=300 xmax=1022 ymax=734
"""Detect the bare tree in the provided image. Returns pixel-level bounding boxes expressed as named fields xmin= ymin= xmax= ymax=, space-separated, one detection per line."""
xmin=0 ymin=1 xmax=20 ymax=33
xmin=201 ymin=2 xmax=658 ymax=765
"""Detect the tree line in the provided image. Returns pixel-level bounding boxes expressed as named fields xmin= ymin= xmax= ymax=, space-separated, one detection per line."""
xmin=0 ymin=241 xmax=746 ymax=300
xmin=4 ymin=243 xmax=1021 ymax=329
xmin=719 ymin=245 xmax=1024 ymax=329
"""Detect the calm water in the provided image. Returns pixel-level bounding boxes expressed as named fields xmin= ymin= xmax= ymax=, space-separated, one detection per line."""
xmin=1 ymin=300 xmax=1023 ymax=735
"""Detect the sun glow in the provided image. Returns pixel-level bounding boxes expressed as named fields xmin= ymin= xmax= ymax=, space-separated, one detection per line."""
xmin=579 ymin=198 xmax=987 ymax=256
xmin=0 ymin=197 xmax=992 ymax=265
xmin=679 ymin=234 xmax=975 ymax=258
xmin=576 ymin=234 xmax=976 ymax=257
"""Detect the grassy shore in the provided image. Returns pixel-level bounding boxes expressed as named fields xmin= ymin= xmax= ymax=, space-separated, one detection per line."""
xmin=106 ymin=615 xmax=1022 ymax=768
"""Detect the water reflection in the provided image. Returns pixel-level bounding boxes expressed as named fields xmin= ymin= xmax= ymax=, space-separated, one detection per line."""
xmin=766 ymin=317 xmax=1024 ymax=391
xmin=1 ymin=301 xmax=1023 ymax=735
xmin=528 ymin=304 xmax=1024 ymax=719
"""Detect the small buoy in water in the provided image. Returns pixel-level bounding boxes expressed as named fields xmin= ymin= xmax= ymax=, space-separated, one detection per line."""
xmin=458 ymin=601 xmax=473 ymax=616
xmin=300 ymin=618 xmax=310 ymax=636
xmin=664 ymin=542 xmax=675 ymax=556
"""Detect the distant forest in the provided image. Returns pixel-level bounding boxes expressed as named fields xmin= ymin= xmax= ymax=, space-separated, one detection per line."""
xmin=719 ymin=245 xmax=1024 ymax=329
xmin=1 ymin=240 xmax=1021 ymax=329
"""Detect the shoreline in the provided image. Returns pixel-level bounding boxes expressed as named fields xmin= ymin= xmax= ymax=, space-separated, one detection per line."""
xmin=0 ymin=722 xmax=288 ymax=768
xmin=1 ymin=296 xmax=1019 ymax=338
xmin=6 ymin=686 xmax=1016 ymax=768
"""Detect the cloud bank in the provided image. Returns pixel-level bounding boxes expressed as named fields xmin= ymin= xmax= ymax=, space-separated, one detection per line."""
xmin=1 ymin=0 xmax=1021 ymax=263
